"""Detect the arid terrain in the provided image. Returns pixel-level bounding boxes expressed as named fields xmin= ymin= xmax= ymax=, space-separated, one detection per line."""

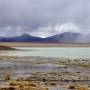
xmin=0 ymin=56 xmax=89 ymax=90
xmin=0 ymin=42 xmax=90 ymax=47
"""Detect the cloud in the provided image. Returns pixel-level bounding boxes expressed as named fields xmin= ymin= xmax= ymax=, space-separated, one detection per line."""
xmin=0 ymin=0 xmax=89 ymax=37
xmin=31 ymin=22 xmax=80 ymax=38
xmin=54 ymin=23 xmax=80 ymax=33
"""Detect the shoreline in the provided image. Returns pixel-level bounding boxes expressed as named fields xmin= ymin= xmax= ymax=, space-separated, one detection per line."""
xmin=0 ymin=42 xmax=90 ymax=47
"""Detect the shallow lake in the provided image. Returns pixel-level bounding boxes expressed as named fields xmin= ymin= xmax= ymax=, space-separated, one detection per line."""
xmin=0 ymin=47 xmax=90 ymax=87
xmin=0 ymin=47 xmax=90 ymax=58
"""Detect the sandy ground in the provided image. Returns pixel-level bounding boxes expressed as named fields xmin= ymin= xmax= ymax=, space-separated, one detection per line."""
xmin=0 ymin=42 xmax=90 ymax=47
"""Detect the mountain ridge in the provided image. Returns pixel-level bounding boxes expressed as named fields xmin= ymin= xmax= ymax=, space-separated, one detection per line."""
xmin=0 ymin=32 xmax=88 ymax=43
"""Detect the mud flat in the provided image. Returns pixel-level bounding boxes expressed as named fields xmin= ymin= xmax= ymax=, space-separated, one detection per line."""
xmin=0 ymin=42 xmax=90 ymax=47
xmin=0 ymin=56 xmax=89 ymax=90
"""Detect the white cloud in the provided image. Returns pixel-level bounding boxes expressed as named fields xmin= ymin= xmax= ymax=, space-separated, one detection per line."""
xmin=31 ymin=22 xmax=80 ymax=38
xmin=54 ymin=23 xmax=80 ymax=33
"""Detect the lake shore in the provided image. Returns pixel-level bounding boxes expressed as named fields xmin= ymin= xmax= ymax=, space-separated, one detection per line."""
xmin=0 ymin=45 xmax=16 ymax=50
xmin=0 ymin=42 xmax=90 ymax=47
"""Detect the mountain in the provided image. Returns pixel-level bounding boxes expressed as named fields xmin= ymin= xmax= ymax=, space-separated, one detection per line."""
xmin=50 ymin=32 xmax=80 ymax=43
xmin=0 ymin=33 xmax=57 ymax=42
xmin=0 ymin=33 xmax=41 ymax=42
xmin=0 ymin=32 xmax=82 ymax=43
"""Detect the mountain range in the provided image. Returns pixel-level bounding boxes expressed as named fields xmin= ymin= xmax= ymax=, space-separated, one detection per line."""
xmin=0 ymin=32 xmax=89 ymax=43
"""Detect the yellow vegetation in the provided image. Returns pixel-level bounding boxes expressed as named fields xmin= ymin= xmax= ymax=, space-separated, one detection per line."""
xmin=78 ymin=85 xmax=88 ymax=90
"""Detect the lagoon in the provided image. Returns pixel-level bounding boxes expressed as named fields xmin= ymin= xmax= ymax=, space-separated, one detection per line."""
xmin=0 ymin=47 xmax=90 ymax=58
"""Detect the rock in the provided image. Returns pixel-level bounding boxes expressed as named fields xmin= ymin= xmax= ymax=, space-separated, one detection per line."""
xmin=0 ymin=45 xmax=16 ymax=50
xmin=68 ymin=85 xmax=76 ymax=89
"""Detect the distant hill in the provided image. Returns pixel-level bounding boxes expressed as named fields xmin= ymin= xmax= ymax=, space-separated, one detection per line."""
xmin=0 ymin=33 xmax=56 ymax=42
xmin=49 ymin=32 xmax=80 ymax=43
xmin=0 ymin=32 xmax=85 ymax=43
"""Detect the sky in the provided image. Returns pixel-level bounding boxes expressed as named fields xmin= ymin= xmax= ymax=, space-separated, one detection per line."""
xmin=0 ymin=0 xmax=89 ymax=38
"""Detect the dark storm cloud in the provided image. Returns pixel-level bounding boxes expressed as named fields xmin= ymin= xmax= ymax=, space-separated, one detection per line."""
xmin=0 ymin=0 xmax=89 ymax=37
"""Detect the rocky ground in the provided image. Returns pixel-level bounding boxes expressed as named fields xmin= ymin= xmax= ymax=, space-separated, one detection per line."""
xmin=0 ymin=56 xmax=89 ymax=90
